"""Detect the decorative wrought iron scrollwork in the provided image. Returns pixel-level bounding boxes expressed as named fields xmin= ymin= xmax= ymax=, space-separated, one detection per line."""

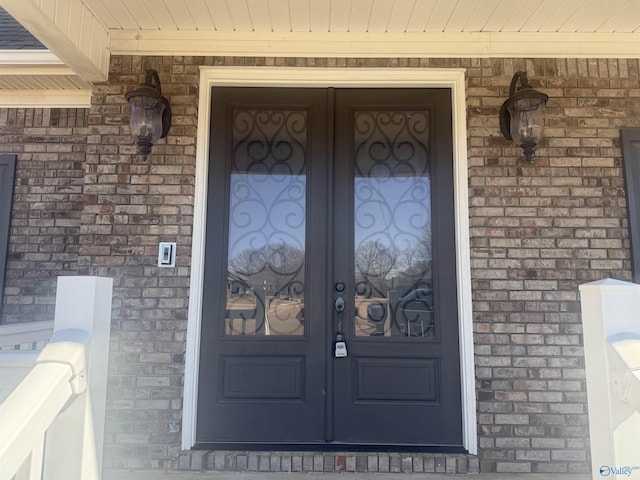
xmin=353 ymin=110 xmax=435 ymax=338
xmin=225 ymin=109 xmax=307 ymax=336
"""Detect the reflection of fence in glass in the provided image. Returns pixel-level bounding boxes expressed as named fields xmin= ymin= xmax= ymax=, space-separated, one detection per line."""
xmin=225 ymin=280 xmax=304 ymax=336
xmin=353 ymin=110 xmax=433 ymax=339
xmin=354 ymin=286 xmax=434 ymax=338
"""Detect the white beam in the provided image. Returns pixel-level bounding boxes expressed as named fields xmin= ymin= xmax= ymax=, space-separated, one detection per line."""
xmin=0 ymin=0 xmax=109 ymax=82
xmin=0 ymin=90 xmax=92 ymax=108
xmin=0 ymin=50 xmax=67 ymax=67
xmin=111 ymin=30 xmax=640 ymax=59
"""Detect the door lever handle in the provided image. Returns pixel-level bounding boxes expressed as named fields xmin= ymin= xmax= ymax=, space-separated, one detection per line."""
xmin=335 ymin=296 xmax=345 ymax=313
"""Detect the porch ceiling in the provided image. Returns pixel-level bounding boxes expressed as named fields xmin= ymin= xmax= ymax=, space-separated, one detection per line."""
xmin=0 ymin=0 xmax=639 ymax=91
xmin=92 ymin=0 xmax=640 ymax=34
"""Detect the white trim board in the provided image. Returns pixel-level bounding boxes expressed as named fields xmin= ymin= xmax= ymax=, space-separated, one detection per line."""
xmin=183 ymin=67 xmax=476 ymax=455
xmin=110 ymin=31 xmax=640 ymax=59
xmin=0 ymin=90 xmax=92 ymax=108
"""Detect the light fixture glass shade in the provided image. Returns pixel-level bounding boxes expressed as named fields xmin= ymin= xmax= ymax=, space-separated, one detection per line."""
xmin=125 ymin=69 xmax=171 ymax=159
xmin=499 ymin=71 xmax=548 ymax=162
xmin=128 ymin=95 xmax=166 ymax=153
xmin=507 ymin=96 xmax=545 ymax=147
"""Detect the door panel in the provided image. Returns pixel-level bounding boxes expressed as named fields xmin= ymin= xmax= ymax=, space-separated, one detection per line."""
xmin=197 ymin=88 xmax=328 ymax=443
xmin=332 ymin=89 xmax=462 ymax=446
xmin=197 ymin=88 xmax=462 ymax=448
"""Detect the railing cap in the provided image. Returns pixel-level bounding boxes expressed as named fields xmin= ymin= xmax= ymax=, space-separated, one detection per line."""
xmin=37 ymin=328 xmax=89 ymax=379
xmin=579 ymin=278 xmax=640 ymax=291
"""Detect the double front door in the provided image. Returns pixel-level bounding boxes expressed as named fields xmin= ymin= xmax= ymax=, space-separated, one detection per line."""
xmin=197 ymin=87 xmax=462 ymax=448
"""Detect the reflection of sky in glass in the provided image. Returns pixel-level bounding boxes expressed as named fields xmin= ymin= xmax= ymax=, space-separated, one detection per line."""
xmin=355 ymin=176 xmax=431 ymax=254
xmin=228 ymin=173 xmax=306 ymax=260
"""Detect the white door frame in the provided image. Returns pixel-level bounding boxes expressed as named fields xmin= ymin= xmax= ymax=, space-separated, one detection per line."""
xmin=183 ymin=67 xmax=476 ymax=455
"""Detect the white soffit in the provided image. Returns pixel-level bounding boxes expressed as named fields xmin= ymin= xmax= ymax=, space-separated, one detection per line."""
xmin=101 ymin=0 xmax=639 ymax=58
xmin=0 ymin=50 xmax=92 ymax=107
xmin=0 ymin=0 xmax=110 ymax=82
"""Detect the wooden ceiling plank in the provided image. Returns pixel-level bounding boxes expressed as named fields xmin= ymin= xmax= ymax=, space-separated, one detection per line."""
xmin=309 ymin=0 xmax=331 ymax=31
xmin=122 ymin=0 xmax=158 ymax=30
xmin=226 ymin=0 xmax=253 ymax=31
xmin=330 ymin=0 xmax=353 ymax=32
xmin=206 ymin=0 xmax=235 ymax=31
xmin=520 ymin=0 xmax=567 ymax=32
xmin=92 ymin=17 xmax=108 ymax=72
xmin=165 ymin=1 xmax=197 ymax=30
xmin=101 ymin=0 xmax=141 ymax=30
xmin=425 ymin=0 xmax=459 ymax=32
xmin=246 ymin=0 xmax=272 ymax=31
xmin=482 ymin=0 xmax=523 ymax=31
xmin=576 ymin=0 xmax=631 ymax=32
xmin=54 ymin=0 xmax=72 ymax=35
xmin=289 ymin=0 xmax=311 ymax=32
xmin=46 ymin=75 xmax=63 ymax=89
xmin=79 ymin=8 xmax=96 ymax=58
xmin=538 ymin=0 xmax=585 ymax=31
xmin=66 ymin=0 xmax=83 ymax=46
xmin=598 ymin=0 xmax=640 ymax=33
xmin=37 ymin=0 xmax=56 ymax=20
xmin=143 ymin=1 xmax=177 ymax=30
xmin=405 ymin=0 xmax=438 ymax=32
xmin=368 ymin=0 xmax=395 ymax=32
xmin=268 ymin=0 xmax=291 ymax=32
xmin=500 ymin=0 xmax=545 ymax=32
xmin=560 ymin=0 xmax=606 ymax=31
xmin=386 ymin=0 xmax=416 ymax=33
xmin=81 ymin=0 xmax=121 ymax=29
xmin=185 ymin=0 xmax=216 ymax=31
xmin=462 ymin=0 xmax=501 ymax=31
xmin=446 ymin=0 xmax=478 ymax=32
xmin=349 ymin=0 xmax=374 ymax=32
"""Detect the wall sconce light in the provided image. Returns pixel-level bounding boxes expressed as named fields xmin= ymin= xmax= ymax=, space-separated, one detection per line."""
xmin=500 ymin=71 xmax=548 ymax=162
xmin=125 ymin=69 xmax=171 ymax=159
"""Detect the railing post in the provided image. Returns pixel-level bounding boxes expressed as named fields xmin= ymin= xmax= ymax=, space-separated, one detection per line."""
xmin=579 ymin=278 xmax=640 ymax=478
xmin=42 ymin=276 xmax=113 ymax=480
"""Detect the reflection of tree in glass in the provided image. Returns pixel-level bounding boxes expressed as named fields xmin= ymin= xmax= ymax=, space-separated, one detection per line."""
xmin=400 ymin=222 xmax=433 ymax=281
xmin=356 ymin=240 xmax=398 ymax=296
xmin=229 ymin=241 xmax=304 ymax=298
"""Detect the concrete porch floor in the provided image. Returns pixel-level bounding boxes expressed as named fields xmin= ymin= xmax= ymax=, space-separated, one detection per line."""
xmin=105 ymin=471 xmax=592 ymax=480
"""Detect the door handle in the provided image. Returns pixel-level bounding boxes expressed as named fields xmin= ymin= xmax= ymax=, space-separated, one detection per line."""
xmin=334 ymin=296 xmax=347 ymax=357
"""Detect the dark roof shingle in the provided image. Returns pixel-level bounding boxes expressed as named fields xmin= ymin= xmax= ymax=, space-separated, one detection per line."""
xmin=0 ymin=7 xmax=46 ymax=50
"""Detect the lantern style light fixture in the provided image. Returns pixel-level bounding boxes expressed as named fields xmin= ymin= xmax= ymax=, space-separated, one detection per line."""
xmin=499 ymin=71 xmax=548 ymax=162
xmin=125 ymin=69 xmax=171 ymax=159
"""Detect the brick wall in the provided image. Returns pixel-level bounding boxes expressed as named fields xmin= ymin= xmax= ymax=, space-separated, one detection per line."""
xmin=0 ymin=107 xmax=87 ymax=323
xmin=468 ymin=58 xmax=638 ymax=474
xmin=2 ymin=56 xmax=639 ymax=474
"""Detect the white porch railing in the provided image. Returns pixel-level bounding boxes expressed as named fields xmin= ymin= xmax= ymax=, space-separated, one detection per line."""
xmin=0 ymin=276 xmax=113 ymax=480
xmin=580 ymin=278 xmax=640 ymax=480
xmin=0 ymin=320 xmax=54 ymax=350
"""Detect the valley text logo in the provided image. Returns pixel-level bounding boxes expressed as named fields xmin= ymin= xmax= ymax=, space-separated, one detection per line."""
xmin=600 ymin=465 xmax=640 ymax=477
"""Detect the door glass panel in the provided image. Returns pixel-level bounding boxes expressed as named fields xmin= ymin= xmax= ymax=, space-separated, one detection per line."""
xmin=353 ymin=110 xmax=434 ymax=338
xmin=225 ymin=109 xmax=306 ymax=336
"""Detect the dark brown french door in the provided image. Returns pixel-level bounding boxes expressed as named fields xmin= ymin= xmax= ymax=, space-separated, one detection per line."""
xmin=196 ymin=87 xmax=463 ymax=448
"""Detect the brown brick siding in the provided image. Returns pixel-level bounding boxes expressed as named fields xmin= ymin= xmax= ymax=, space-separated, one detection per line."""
xmin=0 ymin=108 xmax=87 ymax=323
xmin=2 ymin=56 xmax=639 ymax=474
xmin=468 ymin=57 xmax=638 ymax=474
